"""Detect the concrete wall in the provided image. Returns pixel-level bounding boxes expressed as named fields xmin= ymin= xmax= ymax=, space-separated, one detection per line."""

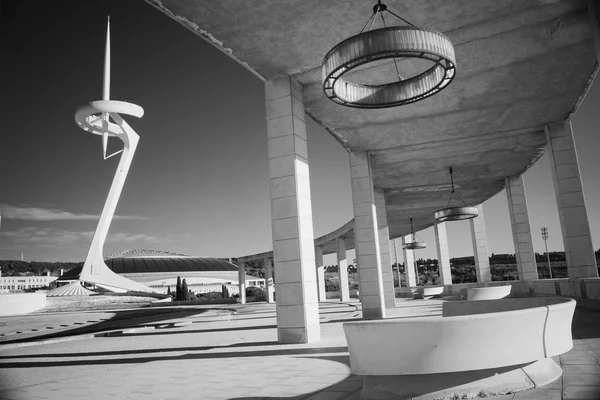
xmin=343 ymin=297 xmax=575 ymax=375
xmin=394 ymin=280 xmax=516 ymax=298
xmin=0 ymin=293 xmax=46 ymax=316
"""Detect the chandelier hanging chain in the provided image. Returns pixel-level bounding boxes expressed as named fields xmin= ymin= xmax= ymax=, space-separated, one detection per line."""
xmin=359 ymin=11 xmax=377 ymax=33
xmin=445 ymin=166 xmax=468 ymax=208
xmin=385 ymin=8 xmax=415 ymax=27
xmin=360 ymin=1 xmax=416 ymax=32
xmin=379 ymin=9 xmax=403 ymax=81
xmin=410 ymin=217 xmax=425 ymax=242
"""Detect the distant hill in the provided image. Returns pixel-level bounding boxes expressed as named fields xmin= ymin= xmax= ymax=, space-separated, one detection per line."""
xmin=0 ymin=260 xmax=82 ymax=277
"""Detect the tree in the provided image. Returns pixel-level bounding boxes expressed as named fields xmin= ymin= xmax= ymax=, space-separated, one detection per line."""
xmin=176 ymin=276 xmax=182 ymax=301
xmin=166 ymin=286 xmax=171 ymax=295
xmin=221 ymin=284 xmax=229 ymax=298
xmin=182 ymin=279 xmax=190 ymax=301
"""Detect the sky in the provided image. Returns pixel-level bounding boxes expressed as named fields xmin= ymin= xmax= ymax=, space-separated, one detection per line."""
xmin=0 ymin=0 xmax=599 ymax=264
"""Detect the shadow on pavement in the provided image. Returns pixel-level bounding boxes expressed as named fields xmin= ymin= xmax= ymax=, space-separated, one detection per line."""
xmin=0 ymin=340 xmax=282 ymax=359
xmin=228 ymin=373 xmax=363 ymax=400
xmin=0 ymin=307 xmax=215 ymax=345
xmin=0 ymin=346 xmax=349 ymax=368
xmin=122 ymin=324 xmax=278 ymax=337
xmin=572 ymin=306 xmax=600 ymax=339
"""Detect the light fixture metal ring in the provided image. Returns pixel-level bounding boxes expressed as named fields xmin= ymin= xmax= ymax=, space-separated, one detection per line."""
xmin=322 ymin=26 xmax=456 ymax=108
xmin=434 ymin=206 xmax=479 ymax=222
xmin=402 ymin=241 xmax=427 ymax=250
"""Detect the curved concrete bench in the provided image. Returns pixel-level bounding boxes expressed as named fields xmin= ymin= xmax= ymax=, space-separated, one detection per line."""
xmin=0 ymin=293 xmax=46 ymax=316
xmin=413 ymin=285 xmax=444 ymax=299
xmin=343 ymin=297 xmax=575 ymax=399
xmin=464 ymin=284 xmax=512 ymax=300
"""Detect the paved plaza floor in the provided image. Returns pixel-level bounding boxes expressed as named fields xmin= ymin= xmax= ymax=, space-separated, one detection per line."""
xmin=0 ymin=298 xmax=599 ymax=399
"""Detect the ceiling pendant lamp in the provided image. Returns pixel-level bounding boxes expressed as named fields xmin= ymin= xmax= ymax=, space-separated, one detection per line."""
xmin=402 ymin=218 xmax=427 ymax=250
xmin=322 ymin=0 xmax=456 ymax=109
xmin=434 ymin=167 xmax=478 ymax=222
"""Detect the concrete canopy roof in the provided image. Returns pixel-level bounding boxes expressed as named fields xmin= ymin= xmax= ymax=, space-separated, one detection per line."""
xmin=148 ymin=0 xmax=597 ymax=249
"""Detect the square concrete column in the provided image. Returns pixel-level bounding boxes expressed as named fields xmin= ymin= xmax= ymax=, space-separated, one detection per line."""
xmin=469 ymin=204 xmax=491 ymax=283
xmin=336 ymin=238 xmax=351 ymax=302
xmin=237 ymin=261 xmax=246 ymax=304
xmin=266 ymin=75 xmax=320 ymax=343
xmin=401 ymin=235 xmax=417 ymax=287
xmin=264 ymin=257 xmax=275 ymax=303
xmin=546 ymin=122 xmax=598 ymax=278
xmin=374 ymin=188 xmax=396 ymax=309
xmin=434 ymin=222 xmax=452 ymax=285
xmin=350 ymin=151 xmax=386 ymax=319
xmin=506 ymin=175 xmax=538 ymax=281
xmin=314 ymin=245 xmax=326 ymax=301
xmin=392 ymin=238 xmax=401 ymax=286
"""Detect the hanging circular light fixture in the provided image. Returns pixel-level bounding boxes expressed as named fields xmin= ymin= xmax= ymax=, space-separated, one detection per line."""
xmin=434 ymin=167 xmax=478 ymax=222
xmin=402 ymin=218 xmax=427 ymax=250
xmin=322 ymin=0 xmax=456 ymax=108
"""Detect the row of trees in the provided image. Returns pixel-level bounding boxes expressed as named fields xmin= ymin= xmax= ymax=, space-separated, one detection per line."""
xmin=167 ymin=276 xmax=192 ymax=301
xmin=0 ymin=260 xmax=81 ymax=277
xmin=167 ymin=276 xmax=236 ymax=301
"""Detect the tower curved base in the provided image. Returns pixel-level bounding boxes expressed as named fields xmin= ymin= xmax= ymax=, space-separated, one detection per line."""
xmin=79 ymin=260 xmax=156 ymax=293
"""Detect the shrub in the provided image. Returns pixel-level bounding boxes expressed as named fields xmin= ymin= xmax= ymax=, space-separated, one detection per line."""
xmin=451 ymin=265 xmax=477 ymax=283
xmin=325 ymin=279 xmax=339 ymax=292
xmin=198 ymin=291 xmax=224 ymax=300
xmin=246 ymin=286 xmax=266 ymax=301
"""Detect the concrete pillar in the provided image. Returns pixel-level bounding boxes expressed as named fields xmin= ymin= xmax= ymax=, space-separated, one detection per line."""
xmin=506 ymin=175 xmax=538 ymax=281
xmin=264 ymin=256 xmax=275 ymax=303
xmin=350 ymin=151 xmax=386 ymax=319
xmin=237 ymin=261 xmax=246 ymax=304
xmin=469 ymin=204 xmax=491 ymax=283
xmin=401 ymin=235 xmax=417 ymax=287
xmin=266 ymin=75 xmax=320 ymax=343
xmin=314 ymin=245 xmax=326 ymax=301
xmin=336 ymin=238 xmax=351 ymax=301
xmin=434 ymin=222 xmax=452 ymax=285
xmin=374 ymin=188 xmax=396 ymax=309
xmin=392 ymin=238 xmax=401 ymax=286
xmin=546 ymin=122 xmax=598 ymax=279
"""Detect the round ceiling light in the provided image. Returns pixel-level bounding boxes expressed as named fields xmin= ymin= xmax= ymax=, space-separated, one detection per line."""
xmin=322 ymin=1 xmax=456 ymax=109
xmin=434 ymin=167 xmax=479 ymax=222
xmin=434 ymin=206 xmax=479 ymax=222
xmin=402 ymin=241 xmax=427 ymax=250
xmin=401 ymin=218 xmax=427 ymax=250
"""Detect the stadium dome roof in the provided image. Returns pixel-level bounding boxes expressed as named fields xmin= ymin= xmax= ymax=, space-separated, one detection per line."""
xmin=107 ymin=257 xmax=238 ymax=274
xmin=58 ymin=257 xmax=238 ymax=281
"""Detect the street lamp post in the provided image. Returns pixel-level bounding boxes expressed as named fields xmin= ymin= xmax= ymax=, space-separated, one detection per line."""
xmin=541 ymin=227 xmax=552 ymax=279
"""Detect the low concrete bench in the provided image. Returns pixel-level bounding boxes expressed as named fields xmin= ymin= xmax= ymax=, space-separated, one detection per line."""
xmin=412 ymin=285 xmax=444 ymax=299
xmin=460 ymin=284 xmax=512 ymax=300
xmin=343 ymin=297 xmax=576 ymax=399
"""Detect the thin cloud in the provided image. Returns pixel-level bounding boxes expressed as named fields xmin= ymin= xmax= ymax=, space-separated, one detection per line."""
xmin=0 ymin=204 xmax=148 ymax=221
xmin=0 ymin=227 xmax=157 ymax=249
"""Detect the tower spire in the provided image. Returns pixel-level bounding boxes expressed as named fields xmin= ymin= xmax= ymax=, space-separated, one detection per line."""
xmin=103 ymin=16 xmax=110 ymax=101
xmin=102 ymin=16 xmax=111 ymax=158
